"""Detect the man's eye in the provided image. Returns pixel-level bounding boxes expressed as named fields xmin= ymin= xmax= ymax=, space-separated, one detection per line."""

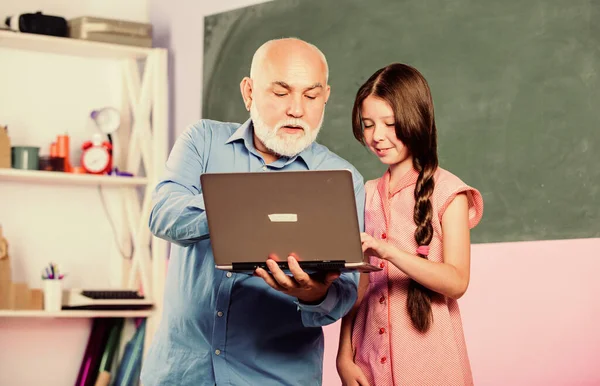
xmin=274 ymin=92 xmax=287 ymax=97
xmin=305 ymin=95 xmax=317 ymax=100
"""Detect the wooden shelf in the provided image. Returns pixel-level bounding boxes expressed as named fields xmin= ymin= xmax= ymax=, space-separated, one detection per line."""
xmin=0 ymin=29 xmax=155 ymax=59
xmin=0 ymin=309 xmax=153 ymax=318
xmin=0 ymin=169 xmax=148 ymax=187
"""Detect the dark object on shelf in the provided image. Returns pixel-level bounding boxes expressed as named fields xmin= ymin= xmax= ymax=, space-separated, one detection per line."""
xmin=38 ymin=156 xmax=65 ymax=172
xmin=4 ymin=12 xmax=68 ymax=37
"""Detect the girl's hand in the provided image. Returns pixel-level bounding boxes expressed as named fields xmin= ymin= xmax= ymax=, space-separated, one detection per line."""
xmin=337 ymin=356 xmax=371 ymax=386
xmin=360 ymin=232 xmax=393 ymax=261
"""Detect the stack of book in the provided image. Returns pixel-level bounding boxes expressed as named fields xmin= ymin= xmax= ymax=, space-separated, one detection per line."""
xmin=75 ymin=318 xmax=146 ymax=386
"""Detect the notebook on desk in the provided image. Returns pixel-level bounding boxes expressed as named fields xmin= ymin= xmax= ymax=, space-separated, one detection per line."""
xmin=200 ymin=170 xmax=381 ymax=274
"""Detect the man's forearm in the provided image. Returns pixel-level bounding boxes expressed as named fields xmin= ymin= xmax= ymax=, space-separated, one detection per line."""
xmin=298 ymin=271 xmax=359 ymax=328
xmin=149 ymin=183 xmax=209 ymax=246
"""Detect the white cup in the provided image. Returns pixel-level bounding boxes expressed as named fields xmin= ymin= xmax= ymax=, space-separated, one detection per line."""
xmin=43 ymin=280 xmax=63 ymax=312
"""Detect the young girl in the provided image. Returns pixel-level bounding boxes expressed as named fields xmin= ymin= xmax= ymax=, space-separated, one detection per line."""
xmin=337 ymin=63 xmax=484 ymax=386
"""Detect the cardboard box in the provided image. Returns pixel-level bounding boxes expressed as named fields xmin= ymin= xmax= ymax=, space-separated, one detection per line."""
xmin=68 ymin=17 xmax=152 ymax=47
xmin=12 ymin=283 xmax=30 ymax=310
xmin=0 ymin=125 xmax=10 ymax=168
xmin=0 ymin=256 xmax=11 ymax=309
xmin=29 ymin=289 xmax=44 ymax=310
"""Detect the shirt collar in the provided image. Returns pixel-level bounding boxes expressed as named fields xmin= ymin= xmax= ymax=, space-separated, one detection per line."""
xmin=378 ymin=167 xmax=420 ymax=199
xmin=226 ymin=118 xmax=316 ymax=169
xmin=225 ymin=118 xmax=254 ymax=147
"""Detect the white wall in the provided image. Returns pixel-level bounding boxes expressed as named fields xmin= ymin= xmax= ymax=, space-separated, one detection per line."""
xmin=0 ymin=1 xmax=149 ymax=385
xmin=150 ymin=0 xmax=272 ymax=141
xmin=1 ymin=0 xmax=148 ymax=23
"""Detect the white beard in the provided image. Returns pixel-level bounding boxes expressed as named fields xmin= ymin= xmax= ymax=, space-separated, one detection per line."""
xmin=250 ymin=103 xmax=323 ymax=157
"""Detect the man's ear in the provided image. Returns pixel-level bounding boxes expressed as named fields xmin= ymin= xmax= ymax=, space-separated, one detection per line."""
xmin=324 ymin=84 xmax=331 ymax=105
xmin=240 ymin=77 xmax=253 ymax=111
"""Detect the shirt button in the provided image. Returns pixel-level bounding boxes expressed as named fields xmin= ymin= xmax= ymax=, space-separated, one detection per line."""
xmin=215 ymin=349 xmax=221 ymax=355
xmin=379 ymin=296 xmax=385 ymax=304
xmin=379 ymin=262 xmax=385 ymax=269
xmin=217 ymin=311 xmax=223 ymax=317
xmin=226 ymin=272 xmax=232 ymax=278
xmin=262 ymin=165 xmax=267 ymax=171
xmin=379 ymin=327 xmax=385 ymax=334
xmin=381 ymin=233 xmax=387 ymax=239
xmin=380 ymin=356 xmax=387 ymax=364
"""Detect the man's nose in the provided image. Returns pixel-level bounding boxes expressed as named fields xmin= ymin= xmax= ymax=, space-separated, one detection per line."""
xmin=286 ymin=94 xmax=305 ymax=118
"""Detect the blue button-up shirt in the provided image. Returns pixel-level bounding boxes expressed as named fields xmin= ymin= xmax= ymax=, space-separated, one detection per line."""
xmin=141 ymin=119 xmax=365 ymax=386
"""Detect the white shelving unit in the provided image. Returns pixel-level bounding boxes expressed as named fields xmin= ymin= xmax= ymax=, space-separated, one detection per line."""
xmin=0 ymin=29 xmax=154 ymax=59
xmin=0 ymin=310 xmax=153 ymax=318
xmin=0 ymin=29 xmax=169 ymax=358
xmin=0 ymin=169 xmax=148 ymax=186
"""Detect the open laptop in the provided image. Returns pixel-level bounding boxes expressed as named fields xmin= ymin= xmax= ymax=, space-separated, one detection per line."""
xmin=200 ymin=170 xmax=381 ymax=273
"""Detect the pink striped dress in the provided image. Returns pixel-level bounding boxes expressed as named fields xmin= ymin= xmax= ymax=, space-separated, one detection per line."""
xmin=352 ymin=167 xmax=484 ymax=385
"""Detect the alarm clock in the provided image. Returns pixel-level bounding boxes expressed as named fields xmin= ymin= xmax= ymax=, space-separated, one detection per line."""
xmin=81 ymin=133 xmax=112 ymax=174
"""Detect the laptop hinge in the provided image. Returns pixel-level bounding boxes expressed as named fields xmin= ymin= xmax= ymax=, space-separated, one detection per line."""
xmin=231 ymin=262 xmax=266 ymax=272
xmin=231 ymin=260 xmax=347 ymax=273
xmin=299 ymin=260 xmax=346 ymax=270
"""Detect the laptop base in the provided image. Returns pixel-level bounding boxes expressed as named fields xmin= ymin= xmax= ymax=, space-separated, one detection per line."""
xmin=219 ymin=261 xmax=382 ymax=274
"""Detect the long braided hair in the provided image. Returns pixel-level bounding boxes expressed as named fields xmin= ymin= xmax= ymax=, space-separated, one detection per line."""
xmin=352 ymin=63 xmax=439 ymax=333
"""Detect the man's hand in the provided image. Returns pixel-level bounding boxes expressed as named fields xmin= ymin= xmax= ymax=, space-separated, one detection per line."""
xmin=255 ymin=255 xmax=340 ymax=304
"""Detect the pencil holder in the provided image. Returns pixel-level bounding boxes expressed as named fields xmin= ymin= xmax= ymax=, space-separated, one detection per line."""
xmin=43 ymin=279 xmax=63 ymax=311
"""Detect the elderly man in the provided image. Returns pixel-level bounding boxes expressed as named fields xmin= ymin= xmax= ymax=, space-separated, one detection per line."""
xmin=141 ymin=38 xmax=365 ymax=386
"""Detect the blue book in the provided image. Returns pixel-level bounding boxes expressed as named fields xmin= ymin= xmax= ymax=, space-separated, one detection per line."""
xmin=112 ymin=319 xmax=146 ymax=386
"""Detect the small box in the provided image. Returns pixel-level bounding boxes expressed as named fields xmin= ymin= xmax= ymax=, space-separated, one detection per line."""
xmin=0 ymin=125 xmax=10 ymax=169
xmin=12 ymin=283 xmax=31 ymax=310
xmin=29 ymin=289 xmax=44 ymax=310
xmin=68 ymin=16 xmax=152 ymax=48
xmin=0 ymin=255 xmax=11 ymax=310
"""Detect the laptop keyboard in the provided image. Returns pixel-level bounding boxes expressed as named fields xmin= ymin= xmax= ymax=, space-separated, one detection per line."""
xmin=80 ymin=290 xmax=145 ymax=300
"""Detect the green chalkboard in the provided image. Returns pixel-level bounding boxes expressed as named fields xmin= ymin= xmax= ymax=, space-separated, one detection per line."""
xmin=202 ymin=0 xmax=600 ymax=243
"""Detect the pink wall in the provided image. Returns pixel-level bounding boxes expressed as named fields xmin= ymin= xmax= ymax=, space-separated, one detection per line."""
xmin=3 ymin=239 xmax=597 ymax=385
xmin=322 ymin=238 xmax=600 ymax=385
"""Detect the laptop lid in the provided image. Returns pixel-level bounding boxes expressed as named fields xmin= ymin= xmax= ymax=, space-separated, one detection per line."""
xmin=200 ymin=170 xmax=364 ymax=270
